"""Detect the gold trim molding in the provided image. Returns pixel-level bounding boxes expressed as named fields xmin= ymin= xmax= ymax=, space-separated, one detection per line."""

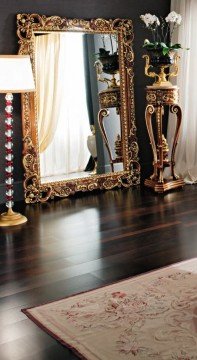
xmin=146 ymin=86 xmax=179 ymax=106
xmin=17 ymin=14 xmax=140 ymax=203
xmin=99 ymin=88 xmax=121 ymax=109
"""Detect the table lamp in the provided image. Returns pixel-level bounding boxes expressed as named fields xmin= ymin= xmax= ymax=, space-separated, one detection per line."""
xmin=0 ymin=55 xmax=35 ymax=227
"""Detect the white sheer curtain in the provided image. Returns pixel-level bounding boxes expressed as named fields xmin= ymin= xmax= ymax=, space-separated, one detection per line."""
xmin=35 ymin=33 xmax=90 ymax=178
xmin=167 ymin=0 xmax=197 ymax=183
xmin=35 ymin=33 xmax=63 ymax=153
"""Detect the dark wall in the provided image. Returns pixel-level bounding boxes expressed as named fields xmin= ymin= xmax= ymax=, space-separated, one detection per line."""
xmin=0 ymin=0 xmax=171 ymax=202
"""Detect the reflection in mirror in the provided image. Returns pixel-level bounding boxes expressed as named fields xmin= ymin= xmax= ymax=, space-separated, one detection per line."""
xmin=34 ymin=32 xmax=122 ymax=184
xmin=17 ymin=14 xmax=140 ymax=203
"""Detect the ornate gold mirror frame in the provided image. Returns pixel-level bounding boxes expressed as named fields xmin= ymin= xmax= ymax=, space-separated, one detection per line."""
xmin=17 ymin=14 xmax=140 ymax=203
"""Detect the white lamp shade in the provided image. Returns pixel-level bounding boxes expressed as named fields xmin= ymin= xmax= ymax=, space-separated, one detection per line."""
xmin=0 ymin=55 xmax=35 ymax=93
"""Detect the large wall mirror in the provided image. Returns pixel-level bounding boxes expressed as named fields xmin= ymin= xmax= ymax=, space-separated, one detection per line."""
xmin=17 ymin=14 xmax=140 ymax=203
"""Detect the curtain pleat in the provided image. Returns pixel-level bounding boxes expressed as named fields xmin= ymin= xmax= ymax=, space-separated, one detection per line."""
xmin=35 ymin=33 xmax=91 ymax=178
xmin=167 ymin=0 xmax=197 ymax=183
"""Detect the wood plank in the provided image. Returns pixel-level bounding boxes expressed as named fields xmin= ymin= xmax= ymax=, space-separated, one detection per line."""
xmin=0 ymin=186 xmax=197 ymax=359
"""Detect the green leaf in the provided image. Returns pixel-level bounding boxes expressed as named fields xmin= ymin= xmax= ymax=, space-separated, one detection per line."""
xmin=162 ymin=47 xmax=169 ymax=55
xmin=142 ymin=43 xmax=155 ymax=49
xmin=160 ymin=42 xmax=168 ymax=48
xmin=171 ymin=43 xmax=182 ymax=49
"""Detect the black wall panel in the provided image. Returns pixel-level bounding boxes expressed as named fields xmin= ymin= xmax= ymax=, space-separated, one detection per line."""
xmin=0 ymin=0 xmax=170 ymax=201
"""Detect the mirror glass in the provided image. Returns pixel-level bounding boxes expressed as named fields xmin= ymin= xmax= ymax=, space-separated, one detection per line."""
xmin=17 ymin=14 xmax=140 ymax=203
xmin=34 ymin=32 xmax=122 ymax=184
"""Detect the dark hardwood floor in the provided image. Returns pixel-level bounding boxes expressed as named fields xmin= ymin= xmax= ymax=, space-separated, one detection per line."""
xmin=0 ymin=185 xmax=197 ymax=359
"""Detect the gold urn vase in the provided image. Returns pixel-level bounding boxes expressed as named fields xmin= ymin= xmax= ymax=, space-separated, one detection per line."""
xmin=143 ymin=50 xmax=179 ymax=88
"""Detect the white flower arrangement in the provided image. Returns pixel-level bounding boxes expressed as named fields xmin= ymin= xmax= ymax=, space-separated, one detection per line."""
xmin=140 ymin=13 xmax=160 ymax=27
xmin=165 ymin=11 xmax=182 ymax=25
xmin=140 ymin=11 xmax=185 ymax=56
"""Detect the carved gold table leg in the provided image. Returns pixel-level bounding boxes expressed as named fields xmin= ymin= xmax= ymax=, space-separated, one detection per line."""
xmin=145 ymin=104 xmax=157 ymax=180
xmin=156 ymin=104 xmax=164 ymax=183
xmin=144 ymin=86 xmax=185 ymax=193
xmin=98 ymin=108 xmax=114 ymax=172
xmin=170 ymin=104 xmax=182 ymax=180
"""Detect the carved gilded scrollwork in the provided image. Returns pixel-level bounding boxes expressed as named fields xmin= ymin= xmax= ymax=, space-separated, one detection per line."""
xmin=17 ymin=14 xmax=140 ymax=203
xmin=146 ymin=87 xmax=179 ymax=106
xmin=99 ymin=89 xmax=121 ymax=109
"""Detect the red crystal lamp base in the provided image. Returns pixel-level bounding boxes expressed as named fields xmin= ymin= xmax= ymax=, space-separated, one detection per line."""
xmin=0 ymin=93 xmax=28 ymax=227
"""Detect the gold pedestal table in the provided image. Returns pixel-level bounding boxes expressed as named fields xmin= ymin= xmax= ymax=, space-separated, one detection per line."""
xmin=144 ymin=85 xmax=185 ymax=193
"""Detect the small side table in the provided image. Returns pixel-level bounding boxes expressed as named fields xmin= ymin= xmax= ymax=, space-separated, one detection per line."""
xmin=144 ymin=85 xmax=185 ymax=193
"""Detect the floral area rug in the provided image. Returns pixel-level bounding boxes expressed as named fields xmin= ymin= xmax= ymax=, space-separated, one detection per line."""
xmin=23 ymin=258 xmax=197 ymax=359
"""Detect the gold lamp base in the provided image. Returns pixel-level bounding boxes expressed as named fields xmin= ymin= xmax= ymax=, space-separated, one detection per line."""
xmin=0 ymin=208 xmax=27 ymax=227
